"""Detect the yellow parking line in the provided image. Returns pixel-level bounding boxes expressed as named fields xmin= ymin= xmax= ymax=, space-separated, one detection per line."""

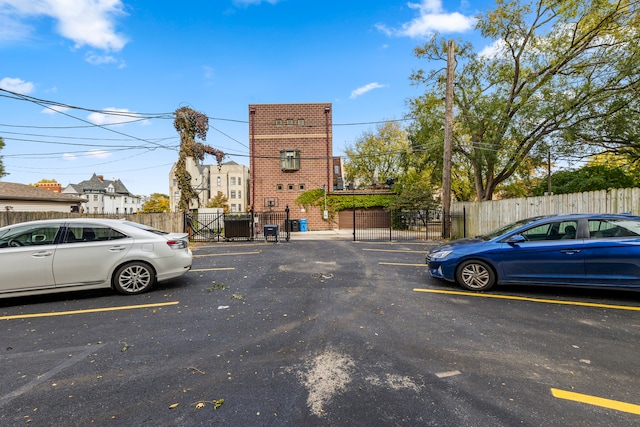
xmin=364 ymin=248 xmax=424 ymax=253
xmin=551 ymin=388 xmax=640 ymax=415
xmin=193 ymin=251 xmax=261 ymax=257
xmin=380 ymin=262 xmax=427 ymax=267
xmin=412 ymin=288 xmax=640 ymax=311
xmin=190 ymin=267 xmax=235 ymax=272
xmin=0 ymin=301 xmax=179 ymax=321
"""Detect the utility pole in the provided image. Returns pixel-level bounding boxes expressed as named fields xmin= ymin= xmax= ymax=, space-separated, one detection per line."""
xmin=547 ymin=150 xmax=552 ymax=195
xmin=442 ymin=39 xmax=455 ymax=238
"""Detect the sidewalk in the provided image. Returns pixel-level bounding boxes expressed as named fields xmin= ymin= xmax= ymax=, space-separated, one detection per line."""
xmin=287 ymin=229 xmax=354 ymax=240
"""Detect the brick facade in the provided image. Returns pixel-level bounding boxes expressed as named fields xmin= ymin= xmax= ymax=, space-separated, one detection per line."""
xmin=249 ymin=103 xmax=333 ymax=230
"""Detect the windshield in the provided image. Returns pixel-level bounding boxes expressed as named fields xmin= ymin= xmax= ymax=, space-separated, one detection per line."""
xmin=480 ymin=216 xmax=548 ymax=240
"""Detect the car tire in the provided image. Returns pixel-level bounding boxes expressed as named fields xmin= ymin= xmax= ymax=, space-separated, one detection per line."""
xmin=455 ymin=259 xmax=496 ymax=291
xmin=113 ymin=262 xmax=156 ymax=295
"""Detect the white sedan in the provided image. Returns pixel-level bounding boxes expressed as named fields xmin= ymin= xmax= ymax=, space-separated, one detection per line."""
xmin=0 ymin=218 xmax=192 ymax=298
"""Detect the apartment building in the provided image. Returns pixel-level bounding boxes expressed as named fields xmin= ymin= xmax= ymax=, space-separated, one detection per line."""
xmin=249 ymin=103 xmax=333 ymax=230
xmin=169 ymin=160 xmax=250 ymax=212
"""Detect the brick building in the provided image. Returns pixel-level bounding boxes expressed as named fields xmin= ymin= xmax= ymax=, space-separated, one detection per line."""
xmin=249 ymin=103 xmax=333 ymax=230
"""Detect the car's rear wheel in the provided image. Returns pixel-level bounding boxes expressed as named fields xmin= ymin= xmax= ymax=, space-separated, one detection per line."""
xmin=455 ymin=259 xmax=496 ymax=291
xmin=113 ymin=262 xmax=156 ymax=295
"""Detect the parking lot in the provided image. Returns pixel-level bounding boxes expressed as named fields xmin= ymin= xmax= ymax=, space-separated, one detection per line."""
xmin=1 ymin=236 xmax=640 ymax=426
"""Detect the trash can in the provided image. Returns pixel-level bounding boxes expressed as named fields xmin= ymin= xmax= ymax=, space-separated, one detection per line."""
xmin=299 ymin=219 xmax=308 ymax=232
xmin=264 ymin=224 xmax=279 ymax=242
xmin=286 ymin=219 xmax=300 ymax=232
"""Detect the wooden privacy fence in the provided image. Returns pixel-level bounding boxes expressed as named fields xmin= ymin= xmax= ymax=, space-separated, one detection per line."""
xmin=451 ymin=187 xmax=640 ymax=238
xmin=0 ymin=211 xmax=185 ymax=233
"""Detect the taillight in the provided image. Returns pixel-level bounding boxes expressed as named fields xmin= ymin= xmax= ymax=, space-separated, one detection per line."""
xmin=166 ymin=240 xmax=187 ymax=249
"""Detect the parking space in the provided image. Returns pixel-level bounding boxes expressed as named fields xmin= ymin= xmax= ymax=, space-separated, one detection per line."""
xmin=0 ymin=239 xmax=639 ymax=426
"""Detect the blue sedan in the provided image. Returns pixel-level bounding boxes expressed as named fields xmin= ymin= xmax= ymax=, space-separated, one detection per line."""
xmin=426 ymin=213 xmax=640 ymax=291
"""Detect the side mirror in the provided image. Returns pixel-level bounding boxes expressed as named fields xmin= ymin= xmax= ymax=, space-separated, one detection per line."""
xmin=506 ymin=234 xmax=526 ymax=245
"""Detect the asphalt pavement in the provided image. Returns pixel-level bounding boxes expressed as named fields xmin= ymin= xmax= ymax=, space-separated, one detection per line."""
xmin=1 ymin=238 xmax=639 ymax=426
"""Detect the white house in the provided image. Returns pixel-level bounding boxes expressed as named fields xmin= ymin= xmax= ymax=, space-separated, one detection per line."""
xmin=63 ymin=174 xmax=142 ymax=214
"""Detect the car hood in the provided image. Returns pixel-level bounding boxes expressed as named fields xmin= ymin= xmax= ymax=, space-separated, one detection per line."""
xmin=428 ymin=237 xmax=484 ymax=253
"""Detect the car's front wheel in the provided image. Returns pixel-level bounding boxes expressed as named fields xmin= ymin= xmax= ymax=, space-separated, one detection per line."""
xmin=113 ymin=262 xmax=156 ymax=295
xmin=455 ymin=259 xmax=496 ymax=291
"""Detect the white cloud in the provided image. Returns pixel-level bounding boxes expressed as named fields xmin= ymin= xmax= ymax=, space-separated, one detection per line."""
xmin=41 ymin=105 xmax=70 ymax=114
xmin=84 ymin=149 xmax=111 ymax=159
xmin=0 ymin=77 xmax=35 ymax=94
xmin=87 ymin=108 xmax=142 ymax=126
xmin=0 ymin=0 xmax=128 ymax=51
xmin=478 ymin=39 xmax=506 ymax=58
xmin=85 ymin=51 xmax=125 ymax=67
xmin=233 ymin=0 xmax=280 ymax=6
xmin=377 ymin=0 xmax=476 ymax=38
xmin=350 ymin=82 xmax=386 ymax=99
xmin=63 ymin=153 xmax=77 ymax=161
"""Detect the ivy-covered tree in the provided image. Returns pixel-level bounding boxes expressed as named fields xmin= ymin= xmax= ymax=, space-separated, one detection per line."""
xmin=173 ymin=107 xmax=224 ymax=210
xmin=0 ymin=137 xmax=6 ymax=178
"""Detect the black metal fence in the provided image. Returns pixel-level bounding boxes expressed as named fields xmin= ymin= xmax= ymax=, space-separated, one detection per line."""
xmin=352 ymin=208 xmax=458 ymax=241
xmin=186 ymin=207 xmax=291 ymax=242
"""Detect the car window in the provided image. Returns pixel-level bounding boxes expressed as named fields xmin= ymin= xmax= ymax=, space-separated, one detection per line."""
xmin=62 ymin=224 xmax=128 ymax=244
xmin=122 ymin=220 xmax=168 ymax=235
xmin=0 ymin=224 xmax=61 ymax=248
xmin=519 ymin=220 xmax=578 ymax=241
xmin=588 ymin=219 xmax=640 ymax=238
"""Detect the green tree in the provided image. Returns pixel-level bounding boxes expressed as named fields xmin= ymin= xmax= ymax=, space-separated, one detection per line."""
xmin=344 ymin=121 xmax=408 ymax=188
xmin=0 ymin=137 xmax=6 ymax=178
xmin=409 ymin=0 xmax=640 ymax=201
xmin=532 ymin=152 xmax=640 ymax=195
xmin=206 ymin=191 xmax=230 ymax=213
xmin=174 ymin=107 xmax=224 ymax=211
xmin=142 ymin=193 xmax=170 ymax=212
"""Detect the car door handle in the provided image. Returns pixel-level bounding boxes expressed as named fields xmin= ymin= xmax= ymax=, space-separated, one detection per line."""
xmin=31 ymin=251 xmax=53 ymax=258
xmin=108 ymin=246 xmax=127 ymax=252
xmin=561 ymin=249 xmax=581 ymax=254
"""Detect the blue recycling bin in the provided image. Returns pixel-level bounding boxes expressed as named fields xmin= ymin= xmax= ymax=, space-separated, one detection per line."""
xmin=299 ymin=219 xmax=308 ymax=232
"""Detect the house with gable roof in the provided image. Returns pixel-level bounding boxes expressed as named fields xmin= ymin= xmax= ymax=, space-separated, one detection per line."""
xmin=62 ymin=173 xmax=142 ymax=214
xmin=0 ymin=181 xmax=86 ymax=212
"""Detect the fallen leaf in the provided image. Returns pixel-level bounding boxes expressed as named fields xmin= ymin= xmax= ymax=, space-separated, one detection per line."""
xmin=169 ymin=403 xmax=179 ymax=409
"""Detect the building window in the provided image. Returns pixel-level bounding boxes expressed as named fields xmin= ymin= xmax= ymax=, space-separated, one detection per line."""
xmin=230 ymin=177 xmax=236 ymax=185
xmin=238 ymin=177 xmax=241 ymax=185
xmin=275 ymin=119 xmax=282 ymax=126
xmin=288 ymin=184 xmax=294 ymax=191
xmin=286 ymin=119 xmax=294 ymax=126
xmin=93 ymin=195 xmax=98 ymax=201
xmin=299 ymin=184 xmax=305 ymax=191
xmin=238 ymin=190 xmax=242 ymax=199
xmin=280 ymin=150 xmax=300 ymax=171
xmin=231 ymin=204 xmax=237 ymax=212
xmin=230 ymin=190 xmax=236 ymax=199
xmin=298 ymin=119 xmax=305 ymax=126
xmin=334 ymin=165 xmax=340 ymax=174
xmin=276 ymin=184 xmax=283 ymax=191
xmin=217 ymin=177 xmax=221 ymax=186
xmin=238 ymin=204 xmax=242 ymax=211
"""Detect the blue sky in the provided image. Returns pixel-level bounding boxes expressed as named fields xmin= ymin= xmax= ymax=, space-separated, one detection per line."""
xmin=0 ymin=0 xmax=489 ymax=196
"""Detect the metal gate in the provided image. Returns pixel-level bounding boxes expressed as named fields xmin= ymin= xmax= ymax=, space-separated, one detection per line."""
xmin=351 ymin=208 xmax=448 ymax=241
xmin=186 ymin=207 xmax=291 ymax=242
